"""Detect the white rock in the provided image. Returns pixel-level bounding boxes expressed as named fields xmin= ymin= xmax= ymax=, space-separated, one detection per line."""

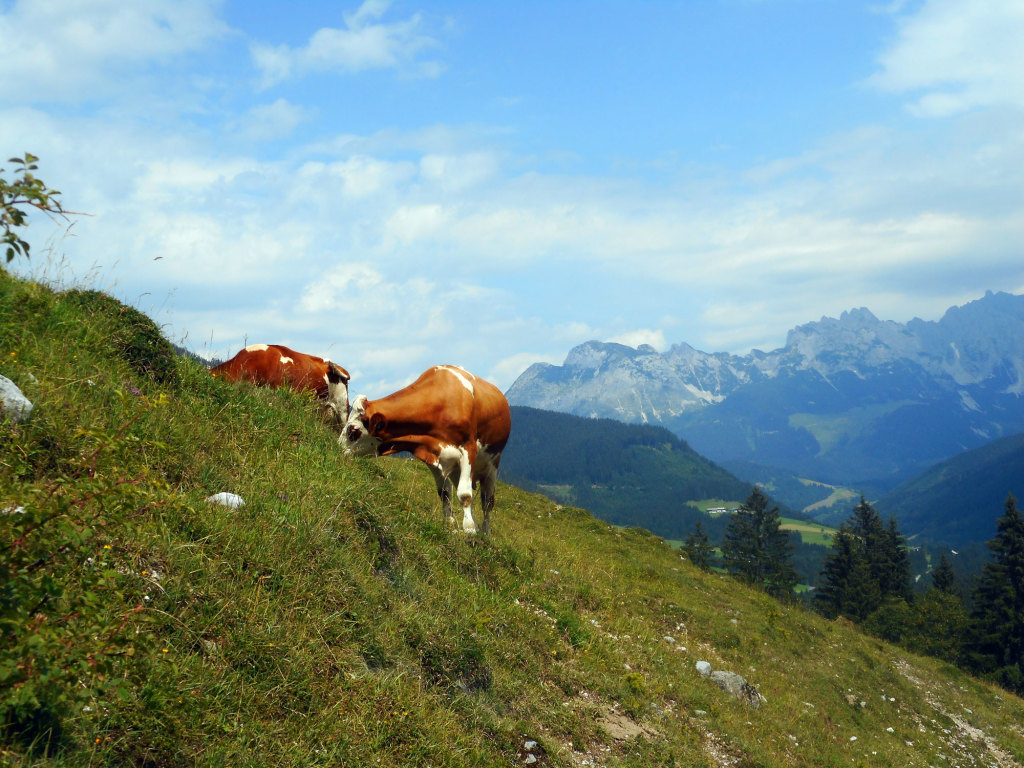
xmin=696 ymin=661 xmax=713 ymax=676
xmin=0 ymin=375 xmax=33 ymax=423
xmin=205 ymin=492 xmax=245 ymax=509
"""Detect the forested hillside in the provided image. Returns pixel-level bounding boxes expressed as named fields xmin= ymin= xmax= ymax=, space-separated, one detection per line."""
xmin=880 ymin=432 xmax=1024 ymax=545
xmin=502 ymin=406 xmax=758 ymax=540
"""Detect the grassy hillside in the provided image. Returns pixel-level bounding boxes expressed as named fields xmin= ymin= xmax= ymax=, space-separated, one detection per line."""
xmin=879 ymin=432 xmax=1024 ymax=546
xmin=4 ymin=269 xmax=1024 ymax=767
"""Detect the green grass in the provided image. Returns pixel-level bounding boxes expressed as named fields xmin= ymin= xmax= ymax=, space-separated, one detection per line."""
xmin=3 ymin=269 xmax=1024 ymax=767
xmin=780 ymin=517 xmax=838 ymax=547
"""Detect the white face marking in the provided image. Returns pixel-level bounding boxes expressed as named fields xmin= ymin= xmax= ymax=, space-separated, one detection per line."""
xmin=436 ymin=365 xmax=475 ymax=394
xmin=338 ymin=396 xmax=377 ymax=456
xmin=244 ymin=344 xmax=270 ymax=352
xmin=327 ymin=378 xmax=349 ymax=421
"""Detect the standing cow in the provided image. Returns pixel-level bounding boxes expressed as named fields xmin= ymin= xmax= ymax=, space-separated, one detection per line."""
xmin=210 ymin=344 xmax=351 ymax=425
xmin=339 ymin=365 xmax=511 ymax=535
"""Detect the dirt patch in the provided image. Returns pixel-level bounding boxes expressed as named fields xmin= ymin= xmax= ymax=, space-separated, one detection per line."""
xmin=597 ymin=708 xmax=655 ymax=741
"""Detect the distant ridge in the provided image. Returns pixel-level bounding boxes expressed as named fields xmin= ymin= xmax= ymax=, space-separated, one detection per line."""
xmin=879 ymin=432 xmax=1024 ymax=545
xmin=507 ymin=291 xmax=1024 ymax=488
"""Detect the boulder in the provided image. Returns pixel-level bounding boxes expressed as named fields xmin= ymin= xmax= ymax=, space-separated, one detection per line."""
xmin=1 ymin=375 xmax=33 ymax=424
xmin=710 ymin=670 xmax=765 ymax=709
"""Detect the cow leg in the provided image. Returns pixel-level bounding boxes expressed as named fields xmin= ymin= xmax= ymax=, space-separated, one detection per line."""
xmin=478 ymin=461 xmax=498 ymax=536
xmin=453 ymin=447 xmax=478 ymax=534
xmin=429 ymin=463 xmax=456 ymax=528
xmin=432 ymin=444 xmax=468 ymax=532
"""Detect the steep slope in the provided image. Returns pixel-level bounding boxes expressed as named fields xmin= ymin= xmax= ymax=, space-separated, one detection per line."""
xmin=507 ymin=292 xmax=1024 ymax=487
xmin=3 ymin=270 xmax=1024 ymax=768
xmin=879 ymin=432 xmax=1024 ymax=545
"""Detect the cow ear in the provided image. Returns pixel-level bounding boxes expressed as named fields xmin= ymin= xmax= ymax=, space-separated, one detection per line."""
xmin=369 ymin=412 xmax=387 ymax=435
xmin=327 ymin=362 xmax=350 ymax=384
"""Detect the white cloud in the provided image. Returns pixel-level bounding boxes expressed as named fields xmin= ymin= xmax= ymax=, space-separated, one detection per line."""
xmin=419 ymin=152 xmax=500 ymax=191
xmin=489 ymin=351 xmax=561 ymax=392
xmin=231 ymin=99 xmax=315 ymax=141
xmin=0 ymin=0 xmax=230 ymax=104
xmin=869 ymin=0 xmax=1024 ymax=116
xmin=250 ymin=0 xmax=444 ymax=89
xmin=608 ymin=329 xmax=667 ymax=351
xmin=295 ymin=156 xmax=416 ymax=201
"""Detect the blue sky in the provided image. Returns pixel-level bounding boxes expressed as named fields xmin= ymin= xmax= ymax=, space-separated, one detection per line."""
xmin=2 ymin=0 xmax=1023 ymax=395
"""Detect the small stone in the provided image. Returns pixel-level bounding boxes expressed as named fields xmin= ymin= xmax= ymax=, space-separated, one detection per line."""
xmin=696 ymin=661 xmax=712 ymax=676
xmin=524 ymin=741 xmax=537 ymax=751
xmin=205 ymin=492 xmax=245 ymax=508
xmin=524 ymin=755 xmax=537 ymax=765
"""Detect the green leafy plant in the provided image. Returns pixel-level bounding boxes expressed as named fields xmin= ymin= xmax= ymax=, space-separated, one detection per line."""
xmin=1 ymin=154 xmax=69 ymax=264
xmin=1 ymin=424 xmax=161 ymax=753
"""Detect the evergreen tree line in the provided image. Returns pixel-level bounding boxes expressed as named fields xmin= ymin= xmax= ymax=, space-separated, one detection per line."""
xmin=683 ymin=491 xmax=1024 ymax=697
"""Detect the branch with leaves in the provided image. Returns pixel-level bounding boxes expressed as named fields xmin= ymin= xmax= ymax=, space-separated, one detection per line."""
xmin=1 ymin=153 xmax=70 ymax=263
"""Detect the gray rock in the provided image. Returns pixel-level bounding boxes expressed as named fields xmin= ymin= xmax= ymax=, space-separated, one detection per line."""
xmin=710 ymin=670 xmax=764 ymax=709
xmin=0 ymin=375 xmax=33 ymax=424
xmin=696 ymin=660 xmax=713 ymax=676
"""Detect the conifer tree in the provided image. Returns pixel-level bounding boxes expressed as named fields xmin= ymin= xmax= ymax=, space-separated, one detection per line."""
xmin=814 ymin=525 xmax=856 ymax=619
xmin=931 ymin=552 xmax=957 ymax=594
xmin=722 ymin=487 xmax=797 ymax=598
xmin=879 ymin=516 xmax=912 ymax=601
xmin=683 ymin=520 xmax=714 ymax=571
xmin=815 ymin=497 xmax=912 ymax=621
xmin=965 ymin=494 xmax=1024 ymax=695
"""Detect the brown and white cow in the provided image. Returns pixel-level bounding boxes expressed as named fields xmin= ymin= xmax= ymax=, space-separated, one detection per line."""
xmin=338 ymin=365 xmax=511 ymax=535
xmin=210 ymin=344 xmax=351 ymax=425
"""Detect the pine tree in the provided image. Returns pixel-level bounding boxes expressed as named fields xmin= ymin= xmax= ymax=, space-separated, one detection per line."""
xmin=931 ymin=552 xmax=957 ymax=594
xmin=965 ymin=495 xmax=1024 ymax=695
xmin=879 ymin=516 xmax=912 ymax=601
xmin=814 ymin=525 xmax=856 ymax=619
xmin=683 ymin=520 xmax=714 ymax=571
xmin=814 ymin=498 xmax=912 ymax=621
xmin=722 ymin=487 xmax=797 ymax=598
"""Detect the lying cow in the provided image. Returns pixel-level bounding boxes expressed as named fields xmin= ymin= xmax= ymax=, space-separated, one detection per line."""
xmin=210 ymin=344 xmax=350 ymax=425
xmin=339 ymin=365 xmax=511 ymax=535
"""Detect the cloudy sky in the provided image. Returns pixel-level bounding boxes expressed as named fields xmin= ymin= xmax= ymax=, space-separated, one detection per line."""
xmin=2 ymin=0 xmax=1022 ymax=395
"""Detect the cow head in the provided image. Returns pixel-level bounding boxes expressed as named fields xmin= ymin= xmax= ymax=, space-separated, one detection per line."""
xmin=338 ymin=395 xmax=383 ymax=457
xmin=324 ymin=361 xmax=351 ymax=426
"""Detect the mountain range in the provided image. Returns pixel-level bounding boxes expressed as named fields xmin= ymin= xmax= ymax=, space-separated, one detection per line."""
xmin=507 ymin=291 xmax=1024 ymax=490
